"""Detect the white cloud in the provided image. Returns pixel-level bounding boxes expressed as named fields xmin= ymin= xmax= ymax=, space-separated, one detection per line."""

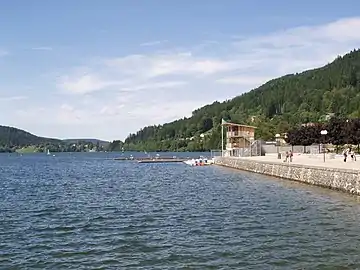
xmin=32 ymin=46 xmax=53 ymax=51
xmin=215 ymin=75 xmax=272 ymax=86
xmin=140 ymin=40 xmax=168 ymax=46
xmin=0 ymin=49 xmax=9 ymax=57
xmin=104 ymin=52 xmax=236 ymax=78
xmin=118 ymin=81 xmax=188 ymax=92
xmin=0 ymin=95 xmax=27 ymax=101
xmin=126 ymin=100 xmax=210 ymax=123
xmin=58 ymin=73 xmax=126 ymax=94
xmin=7 ymin=17 xmax=360 ymax=140
xmin=57 ymin=52 xmax=233 ymax=95
xmin=15 ymin=107 xmax=46 ymax=119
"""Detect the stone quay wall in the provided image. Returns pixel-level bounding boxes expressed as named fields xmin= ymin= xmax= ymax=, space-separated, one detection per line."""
xmin=214 ymin=157 xmax=360 ymax=195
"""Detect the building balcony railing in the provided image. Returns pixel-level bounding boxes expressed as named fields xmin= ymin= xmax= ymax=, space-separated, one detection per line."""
xmin=226 ymin=143 xmax=250 ymax=149
xmin=227 ymin=131 xmax=254 ymax=138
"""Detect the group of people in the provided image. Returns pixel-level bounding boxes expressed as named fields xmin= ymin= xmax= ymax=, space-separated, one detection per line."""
xmin=280 ymin=148 xmax=357 ymax=163
xmin=284 ymin=150 xmax=293 ymax=163
xmin=343 ymin=148 xmax=357 ymax=162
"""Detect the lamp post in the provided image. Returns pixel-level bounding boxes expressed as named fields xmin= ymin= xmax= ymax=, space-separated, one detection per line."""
xmin=320 ymin=130 xmax=328 ymax=162
xmin=275 ymin=133 xmax=281 ymax=159
xmin=249 ymin=137 xmax=253 ymax=157
xmin=346 ymin=119 xmax=349 ymax=146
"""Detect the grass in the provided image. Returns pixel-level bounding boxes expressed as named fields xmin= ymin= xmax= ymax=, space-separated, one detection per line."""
xmin=15 ymin=146 xmax=38 ymax=153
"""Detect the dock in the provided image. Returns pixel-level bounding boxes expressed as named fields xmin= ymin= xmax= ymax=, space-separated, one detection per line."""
xmin=114 ymin=157 xmax=134 ymax=161
xmin=137 ymin=158 xmax=187 ymax=163
xmin=114 ymin=156 xmax=189 ymax=163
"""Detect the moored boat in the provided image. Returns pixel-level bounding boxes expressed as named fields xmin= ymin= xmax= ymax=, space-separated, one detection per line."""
xmin=183 ymin=157 xmax=214 ymax=166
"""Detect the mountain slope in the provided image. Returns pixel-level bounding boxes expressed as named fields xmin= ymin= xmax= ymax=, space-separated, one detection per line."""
xmin=123 ymin=49 xmax=360 ymax=152
xmin=0 ymin=125 xmax=63 ymax=152
xmin=0 ymin=125 xmax=61 ymax=146
xmin=0 ymin=126 xmax=109 ymax=152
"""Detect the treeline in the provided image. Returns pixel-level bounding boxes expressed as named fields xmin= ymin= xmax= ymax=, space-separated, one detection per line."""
xmin=120 ymin=49 xmax=360 ymax=151
xmin=108 ymin=137 xmax=214 ymax=152
xmin=0 ymin=125 xmax=61 ymax=146
xmin=124 ymin=115 xmax=222 ymax=152
xmin=39 ymin=141 xmax=106 ymax=153
xmin=0 ymin=125 xmax=108 ymax=153
xmin=0 ymin=141 xmax=107 ymax=153
xmin=285 ymin=117 xmax=360 ymax=147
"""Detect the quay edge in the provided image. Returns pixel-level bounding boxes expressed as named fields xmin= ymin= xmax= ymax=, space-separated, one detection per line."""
xmin=214 ymin=156 xmax=360 ymax=195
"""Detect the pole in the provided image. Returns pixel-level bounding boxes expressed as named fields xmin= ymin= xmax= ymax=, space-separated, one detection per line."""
xmin=249 ymin=138 xmax=251 ymax=157
xmin=277 ymin=141 xmax=281 ymax=159
xmin=221 ymin=124 xmax=224 ymax=157
xmin=320 ymin=131 xmax=327 ymax=162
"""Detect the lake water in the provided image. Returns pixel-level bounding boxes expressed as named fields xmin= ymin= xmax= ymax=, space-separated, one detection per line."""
xmin=1 ymin=152 xmax=360 ymax=269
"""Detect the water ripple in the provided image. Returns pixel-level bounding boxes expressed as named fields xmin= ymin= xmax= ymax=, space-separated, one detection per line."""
xmin=2 ymin=152 xmax=360 ymax=269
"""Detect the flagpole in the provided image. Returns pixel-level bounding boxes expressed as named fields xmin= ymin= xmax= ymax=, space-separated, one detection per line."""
xmin=221 ymin=121 xmax=224 ymax=157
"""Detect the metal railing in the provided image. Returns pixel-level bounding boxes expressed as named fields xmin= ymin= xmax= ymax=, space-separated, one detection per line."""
xmin=226 ymin=131 xmax=254 ymax=138
xmin=210 ymin=149 xmax=222 ymax=158
xmin=223 ymin=140 xmax=263 ymax=157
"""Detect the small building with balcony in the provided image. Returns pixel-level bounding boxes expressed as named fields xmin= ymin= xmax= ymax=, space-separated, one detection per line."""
xmin=222 ymin=121 xmax=257 ymax=157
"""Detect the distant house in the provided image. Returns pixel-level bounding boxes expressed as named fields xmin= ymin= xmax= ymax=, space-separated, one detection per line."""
xmin=222 ymin=121 xmax=256 ymax=157
xmin=318 ymin=113 xmax=335 ymax=122
xmin=325 ymin=113 xmax=335 ymax=121
xmin=301 ymin=122 xmax=316 ymax=127
xmin=250 ymin=116 xmax=257 ymax=123
xmin=278 ymin=133 xmax=288 ymax=145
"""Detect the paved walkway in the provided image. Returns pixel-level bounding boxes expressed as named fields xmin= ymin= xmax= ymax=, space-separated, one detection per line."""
xmin=242 ymin=153 xmax=360 ymax=171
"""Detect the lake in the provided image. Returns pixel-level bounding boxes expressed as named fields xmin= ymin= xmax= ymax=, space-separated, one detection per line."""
xmin=1 ymin=152 xmax=360 ymax=269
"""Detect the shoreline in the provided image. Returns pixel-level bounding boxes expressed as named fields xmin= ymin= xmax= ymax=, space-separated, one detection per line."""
xmin=214 ymin=155 xmax=360 ymax=195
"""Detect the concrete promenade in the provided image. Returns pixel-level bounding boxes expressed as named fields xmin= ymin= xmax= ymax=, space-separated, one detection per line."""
xmin=247 ymin=153 xmax=359 ymax=171
xmin=214 ymin=154 xmax=360 ymax=195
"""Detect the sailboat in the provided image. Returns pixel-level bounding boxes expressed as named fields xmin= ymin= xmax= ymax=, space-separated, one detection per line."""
xmin=45 ymin=148 xmax=55 ymax=156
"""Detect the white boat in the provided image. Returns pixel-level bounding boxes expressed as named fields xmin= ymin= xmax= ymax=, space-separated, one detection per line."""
xmin=45 ymin=149 xmax=55 ymax=156
xmin=183 ymin=157 xmax=214 ymax=166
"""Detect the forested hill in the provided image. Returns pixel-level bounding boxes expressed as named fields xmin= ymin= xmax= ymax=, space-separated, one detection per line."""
xmin=0 ymin=125 xmax=61 ymax=152
xmin=0 ymin=125 xmax=61 ymax=146
xmin=0 ymin=125 xmax=108 ymax=153
xmin=120 ymin=49 xmax=360 ymax=152
xmin=63 ymin=138 xmax=109 ymax=147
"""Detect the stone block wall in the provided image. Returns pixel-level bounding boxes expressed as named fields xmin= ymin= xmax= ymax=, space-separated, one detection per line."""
xmin=214 ymin=157 xmax=360 ymax=195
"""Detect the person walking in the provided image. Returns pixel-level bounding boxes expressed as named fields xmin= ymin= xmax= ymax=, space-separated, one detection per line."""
xmin=289 ymin=150 xmax=293 ymax=162
xmin=343 ymin=148 xmax=348 ymax=162
xmin=350 ymin=149 xmax=356 ymax=161
xmin=283 ymin=151 xmax=289 ymax=163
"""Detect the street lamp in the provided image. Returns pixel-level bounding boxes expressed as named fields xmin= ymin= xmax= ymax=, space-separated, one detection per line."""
xmin=320 ymin=130 xmax=328 ymax=162
xmin=249 ymin=137 xmax=253 ymax=157
xmin=284 ymin=133 xmax=291 ymax=152
xmin=275 ymin=133 xmax=281 ymax=159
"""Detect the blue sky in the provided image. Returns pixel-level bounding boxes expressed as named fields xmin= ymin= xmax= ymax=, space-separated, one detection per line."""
xmin=1 ymin=0 xmax=360 ymax=141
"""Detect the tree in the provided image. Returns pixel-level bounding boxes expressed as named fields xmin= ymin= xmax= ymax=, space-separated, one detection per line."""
xmin=327 ymin=117 xmax=348 ymax=146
